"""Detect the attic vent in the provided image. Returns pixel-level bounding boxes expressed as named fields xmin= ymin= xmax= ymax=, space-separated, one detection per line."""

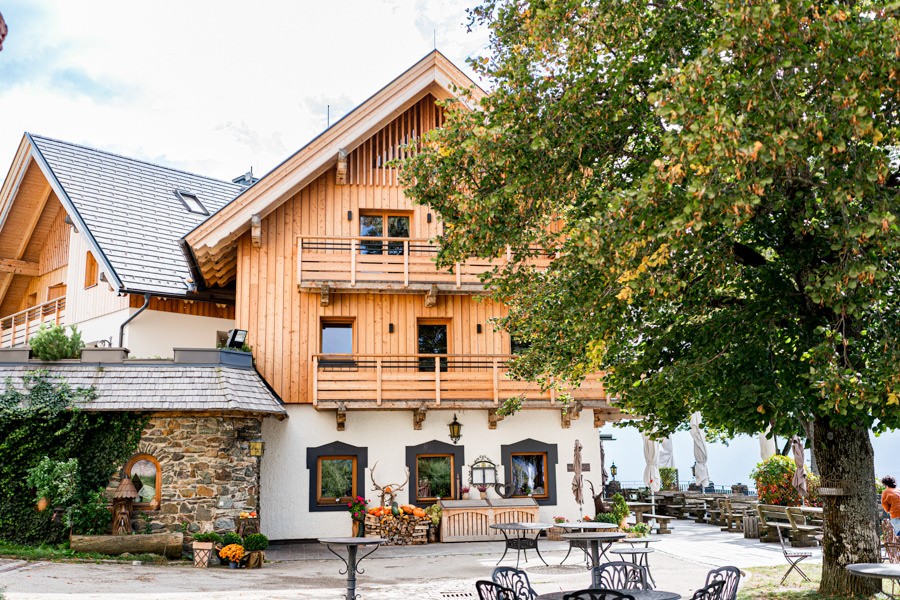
xmin=175 ymin=190 xmax=208 ymax=215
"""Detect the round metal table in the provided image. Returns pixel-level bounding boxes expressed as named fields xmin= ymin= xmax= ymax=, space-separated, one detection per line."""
xmin=561 ymin=531 xmax=627 ymax=587
xmin=318 ymin=537 xmax=386 ymax=600
xmin=490 ymin=522 xmax=553 ymax=568
xmin=559 ymin=522 xmax=620 ymax=565
xmin=535 ymin=590 xmax=680 ymax=600
xmin=611 ymin=547 xmax=656 ymax=588
xmin=846 ymin=563 xmax=900 ymax=599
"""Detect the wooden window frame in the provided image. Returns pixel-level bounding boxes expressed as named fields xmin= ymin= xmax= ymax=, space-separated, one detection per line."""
xmin=46 ymin=283 xmax=66 ymax=301
xmin=359 ymin=210 xmax=412 ymax=255
xmin=320 ymin=318 xmax=355 ymax=352
xmin=84 ymin=252 xmax=98 ymax=289
xmin=316 ymin=455 xmax=358 ymax=506
xmin=125 ymin=453 xmax=162 ymax=510
xmin=414 ymin=453 xmax=455 ymax=503
xmin=510 ymin=451 xmax=551 ymax=500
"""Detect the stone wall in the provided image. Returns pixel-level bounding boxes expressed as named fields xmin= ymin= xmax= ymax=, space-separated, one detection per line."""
xmin=106 ymin=414 xmax=262 ymax=535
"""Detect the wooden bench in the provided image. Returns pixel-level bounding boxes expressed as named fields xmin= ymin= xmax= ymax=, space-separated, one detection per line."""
xmin=786 ymin=507 xmax=824 ymax=547
xmin=640 ymin=513 xmax=675 ymax=534
xmin=721 ymin=499 xmax=757 ymax=533
xmin=757 ymin=504 xmax=793 ymax=543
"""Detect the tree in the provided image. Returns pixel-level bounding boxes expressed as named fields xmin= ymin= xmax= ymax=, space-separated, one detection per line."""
xmin=404 ymin=0 xmax=900 ymax=594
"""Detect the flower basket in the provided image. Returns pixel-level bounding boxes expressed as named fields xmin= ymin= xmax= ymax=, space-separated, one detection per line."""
xmin=243 ymin=550 xmax=265 ymax=569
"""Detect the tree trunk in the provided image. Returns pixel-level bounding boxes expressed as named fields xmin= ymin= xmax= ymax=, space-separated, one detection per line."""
xmin=812 ymin=416 xmax=880 ymax=596
xmin=70 ymin=532 xmax=183 ymax=558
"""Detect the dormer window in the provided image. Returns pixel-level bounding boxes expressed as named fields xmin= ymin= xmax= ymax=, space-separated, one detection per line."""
xmin=175 ymin=190 xmax=208 ymax=215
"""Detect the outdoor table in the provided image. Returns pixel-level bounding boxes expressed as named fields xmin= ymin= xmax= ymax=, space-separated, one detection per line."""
xmin=561 ymin=531 xmax=627 ymax=587
xmin=611 ymin=547 xmax=657 ymax=588
xmin=318 ymin=537 xmax=386 ymax=600
xmin=846 ymin=563 xmax=900 ymax=599
xmin=535 ymin=589 xmax=680 ymax=600
xmin=558 ymin=522 xmax=620 ymax=565
xmin=628 ymin=502 xmax=655 ymax=524
xmin=490 ymin=522 xmax=553 ymax=568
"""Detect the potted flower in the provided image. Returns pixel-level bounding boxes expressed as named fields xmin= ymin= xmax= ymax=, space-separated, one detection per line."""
xmin=477 ymin=485 xmax=488 ymax=500
xmin=624 ymin=523 xmax=650 ymax=538
xmin=242 ymin=533 xmax=269 ymax=569
xmin=218 ymin=532 xmax=242 ymax=565
xmin=548 ymin=516 xmax=568 ymax=541
xmin=191 ymin=532 xmax=222 ymax=568
xmin=219 ymin=543 xmax=245 ymax=568
xmin=348 ymin=496 xmax=368 ymax=537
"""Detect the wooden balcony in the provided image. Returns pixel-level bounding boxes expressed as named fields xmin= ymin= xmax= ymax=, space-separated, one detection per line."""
xmin=0 ymin=296 xmax=66 ymax=348
xmin=297 ymin=236 xmax=551 ymax=293
xmin=311 ymin=353 xmax=609 ymax=411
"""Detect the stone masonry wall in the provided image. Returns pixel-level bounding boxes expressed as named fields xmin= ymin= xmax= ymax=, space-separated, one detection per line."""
xmin=106 ymin=414 xmax=262 ymax=535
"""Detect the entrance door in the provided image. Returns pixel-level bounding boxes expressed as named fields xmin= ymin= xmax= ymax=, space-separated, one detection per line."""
xmin=418 ymin=321 xmax=448 ymax=372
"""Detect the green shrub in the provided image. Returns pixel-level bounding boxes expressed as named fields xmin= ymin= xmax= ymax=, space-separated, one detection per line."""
xmin=594 ymin=512 xmax=619 ymax=524
xmin=193 ymin=532 xmax=224 ymax=544
xmin=29 ymin=325 xmax=83 ymax=360
xmin=609 ymin=493 xmax=629 ymax=523
xmin=222 ymin=532 xmax=242 ymax=546
xmin=243 ymin=533 xmax=269 ymax=551
xmin=624 ymin=522 xmax=651 ymax=536
xmin=26 ymin=457 xmax=79 ymax=506
xmin=659 ymin=467 xmax=678 ymax=491
xmin=750 ymin=454 xmax=821 ymax=506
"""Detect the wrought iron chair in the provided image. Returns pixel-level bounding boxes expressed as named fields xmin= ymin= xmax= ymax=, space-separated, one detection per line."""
xmin=476 ymin=580 xmax=516 ymax=600
xmin=562 ymin=590 xmax=635 ymax=600
xmin=595 ymin=560 xmax=649 ymax=590
xmin=691 ymin=580 xmax=726 ymax=600
xmin=704 ymin=565 xmax=741 ymax=600
xmin=776 ymin=523 xmax=812 ymax=584
xmin=491 ymin=566 xmax=537 ymax=600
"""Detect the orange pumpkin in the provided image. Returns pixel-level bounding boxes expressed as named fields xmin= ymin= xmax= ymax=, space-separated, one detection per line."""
xmin=412 ymin=508 xmax=426 ymax=518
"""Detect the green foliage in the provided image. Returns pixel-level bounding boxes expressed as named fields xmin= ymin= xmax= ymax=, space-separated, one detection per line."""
xmin=593 ymin=512 xmax=618 ymax=524
xmin=608 ymin=493 xmax=629 ymax=523
xmin=751 ymin=455 xmax=821 ymax=507
xmin=659 ymin=467 xmax=678 ymax=492
xmin=243 ymin=533 xmax=269 ymax=551
xmin=221 ymin=532 xmax=242 ymax=547
xmin=26 ymin=457 xmax=79 ymax=506
xmin=320 ymin=458 xmax=353 ymax=499
xmin=417 ymin=456 xmax=452 ymax=498
xmin=424 ymin=502 xmax=442 ymax=526
xmin=192 ymin=532 xmax=223 ymax=544
xmin=29 ymin=325 xmax=83 ymax=361
xmin=624 ymin=522 xmax=651 ymax=537
xmin=0 ymin=371 xmax=147 ymax=543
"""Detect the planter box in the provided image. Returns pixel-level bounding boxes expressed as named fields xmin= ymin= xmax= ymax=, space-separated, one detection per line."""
xmin=192 ymin=541 xmax=214 ymax=567
xmin=547 ymin=526 xmax=566 ymax=541
xmin=70 ymin=532 xmax=183 ymax=558
xmin=243 ymin=550 xmax=265 ymax=569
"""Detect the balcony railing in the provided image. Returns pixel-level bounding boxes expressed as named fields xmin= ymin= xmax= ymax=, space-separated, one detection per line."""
xmin=297 ymin=236 xmax=551 ymax=292
xmin=311 ymin=353 xmax=606 ymax=409
xmin=0 ymin=296 xmax=66 ymax=348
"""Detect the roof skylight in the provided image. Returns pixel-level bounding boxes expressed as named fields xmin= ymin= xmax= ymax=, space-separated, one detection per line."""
xmin=175 ymin=190 xmax=208 ymax=215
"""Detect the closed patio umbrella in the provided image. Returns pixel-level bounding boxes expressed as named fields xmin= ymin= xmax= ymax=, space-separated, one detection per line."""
xmin=572 ymin=439 xmax=584 ymax=515
xmin=759 ymin=430 xmax=777 ymax=461
xmin=642 ymin=433 xmax=661 ymax=492
xmin=690 ymin=412 xmax=710 ymax=489
xmin=659 ymin=437 xmax=675 ymax=469
xmin=791 ymin=436 xmax=808 ymax=500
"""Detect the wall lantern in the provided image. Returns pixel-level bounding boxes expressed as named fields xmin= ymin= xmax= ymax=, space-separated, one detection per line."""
xmin=610 ymin=462 xmax=618 ymax=480
xmin=226 ymin=329 xmax=248 ymax=349
xmin=249 ymin=438 xmax=265 ymax=457
xmin=448 ymin=414 xmax=462 ymax=444
xmin=347 ymin=210 xmax=353 ymax=221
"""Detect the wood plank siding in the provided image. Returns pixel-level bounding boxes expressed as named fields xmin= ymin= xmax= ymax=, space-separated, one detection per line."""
xmin=234 ymin=96 xmax=610 ymax=410
xmin=128 ymin=294 xmax=235 ymax=319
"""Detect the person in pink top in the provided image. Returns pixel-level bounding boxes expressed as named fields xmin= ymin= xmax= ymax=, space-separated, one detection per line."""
xmin=882 ymin=476 xmax=900 ymax=535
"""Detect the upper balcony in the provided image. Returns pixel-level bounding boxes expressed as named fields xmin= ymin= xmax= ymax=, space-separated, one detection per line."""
xmin=297 ymin=236 xmax=551 ymax=294
xmin=0 ymin=296 xmax=66 ymax=348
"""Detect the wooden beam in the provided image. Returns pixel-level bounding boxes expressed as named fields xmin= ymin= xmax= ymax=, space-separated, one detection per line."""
xmin=488 ymin=409 xmax=504 ymax=430
xmin=336 ymin=403 xmax=347 ymax=431
xmin=413 ymin=406 xmax=427 ymax=430
xmin=424 ymin=284 xmax=438 ymax=308
xmin=0 ymin=258 xmax=39 ymax=276
xmin=251 ymin=214 xmax=262 ymax=248
xmin=335 ymin=149 xmax=348 ymax=185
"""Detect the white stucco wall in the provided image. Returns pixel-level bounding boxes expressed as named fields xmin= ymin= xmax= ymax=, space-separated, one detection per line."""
xmin=260 ymin=406 xmax=601 ymax=541
xmin=70 ymin=308 xmax=131 ymax=348
xmin=123 ymin=310 xmax=234 ymax=358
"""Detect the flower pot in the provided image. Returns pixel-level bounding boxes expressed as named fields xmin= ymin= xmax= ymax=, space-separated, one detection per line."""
xmin=547 ymin=526 xmax=565 ymax=541
xmin=353 ymin=517 xmax=366 ymax=537
xmin=229 ymin=561 xmax=239 ymax=569
xmin=244 ymin=550 xmax=265 ymax=569
xmin=192 ymin=541 xmax=214 ymax=568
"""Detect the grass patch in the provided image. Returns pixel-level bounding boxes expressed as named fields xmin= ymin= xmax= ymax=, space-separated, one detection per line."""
xmin=0 ymin=539 xmax=169 ymax=564
xmin=738 ymin=565 xmax=889 ymax=599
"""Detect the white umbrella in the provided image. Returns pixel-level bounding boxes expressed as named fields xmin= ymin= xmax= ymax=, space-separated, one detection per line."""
xmin=759 ymin=429 xmax=777 ymax=461
xmin=642 ymin=433 xmax=661 ymax=492
xmin=791 ymin=436 xmax=808 ymax=501
xmin=572 ymin=439 xmax=584 ymax=515
xmin=659 ymin=437 xmax=675 ymax=469
xmin=690 ymin=412 xmax=710 ymax=489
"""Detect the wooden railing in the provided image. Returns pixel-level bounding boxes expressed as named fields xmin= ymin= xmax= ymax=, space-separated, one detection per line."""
xmin=297 ymin=236 xmax=551 ymax=290
xmin=0 ymin=296 xmax=66 ymax=348
xmin=311 ymin=353 xmax=606 ymax=408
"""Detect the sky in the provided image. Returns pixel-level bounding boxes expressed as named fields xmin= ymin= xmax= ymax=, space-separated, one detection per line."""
xmin=1 ymin=1 xmax=899 ymax=486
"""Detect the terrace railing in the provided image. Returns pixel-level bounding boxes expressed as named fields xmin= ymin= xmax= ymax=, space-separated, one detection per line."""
xmin=0 ymin=296 xmax=66 ymax=348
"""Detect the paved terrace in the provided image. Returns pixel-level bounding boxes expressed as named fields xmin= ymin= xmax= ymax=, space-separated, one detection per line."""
xmin=0 ymin=520 xmax=821 ymax=599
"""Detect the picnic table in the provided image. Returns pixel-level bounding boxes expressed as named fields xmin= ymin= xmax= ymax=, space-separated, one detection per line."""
xmin=628 ymin=501 xmax=655 ymax=523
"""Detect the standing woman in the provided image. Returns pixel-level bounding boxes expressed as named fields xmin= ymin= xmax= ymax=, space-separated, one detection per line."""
xmin=882 ymin=476 xmax=900 ymax=535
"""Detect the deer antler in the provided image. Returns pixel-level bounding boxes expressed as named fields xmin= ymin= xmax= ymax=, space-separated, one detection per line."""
xmin=393 ymin=466 xmax=410 ymax=492
xmin=369 ymin=461 xmax=383 ymax=492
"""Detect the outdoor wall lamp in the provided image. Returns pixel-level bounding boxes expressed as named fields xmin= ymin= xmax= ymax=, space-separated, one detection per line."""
xmin=448 ymin=414 xmax=462 ymax=444
xmin=610 ymin=462 xmax=618 ymax=479
xmin=226 ymin=329 xmax=248 ymax=349
xmin=249 ymin=437 xmax=265 ymax=457
xmin=347 ymin=210 xmax=353 ymax=221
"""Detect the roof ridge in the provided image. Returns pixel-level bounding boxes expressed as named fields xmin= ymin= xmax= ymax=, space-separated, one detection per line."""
xmin=28 ymin=133 xmax=241 ymax=189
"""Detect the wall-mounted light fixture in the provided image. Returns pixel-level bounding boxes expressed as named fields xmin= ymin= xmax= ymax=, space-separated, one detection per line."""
xmin=476 ymin=324 xmax=483 ymax=334
xmin=448 ymin=414 xmax=462 ymax=444
xmin=249 ymin=438 xmax=265 ymax=457
xmin=347 ymin=210 xmax=353 ymax=221
xmin=610 ymin=462 xmax=618 ymax=480
xmin=427 ymin=213 xmax=432 ymax=224
xmin=226 ymin=329 xmax=248 ymax=349
xmin=388 ymin=323 xmax=394 ymax=333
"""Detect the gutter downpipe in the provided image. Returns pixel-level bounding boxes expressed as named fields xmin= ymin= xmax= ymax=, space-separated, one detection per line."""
xmin=119 ymin=293 xmax=151 ymax=348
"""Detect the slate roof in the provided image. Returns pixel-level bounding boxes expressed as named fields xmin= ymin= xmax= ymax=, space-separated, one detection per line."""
xmin=0 ymin=364 xmax=287 ymax=417
xmin=29 ymin=134 xmax=244 ymax=296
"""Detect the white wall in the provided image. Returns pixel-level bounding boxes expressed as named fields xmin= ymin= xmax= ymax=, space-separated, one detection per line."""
xmin=70 ymin=308 xmax=131 ymax=348
xmin=260 ymin=406 xmax=601 ymax=540
xmin=124 ymin=310 xmax=234 ymax=358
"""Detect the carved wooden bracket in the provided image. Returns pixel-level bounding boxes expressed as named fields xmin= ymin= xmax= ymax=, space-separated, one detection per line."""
xmin=561 ymin=402 xmax=583 ymax=429
xmin=336 ymin=149 xmax=348 ymax=185
xmin=320 ymin=283 xmax=331 ymax=307
xmin=488 ymin=409 xmax=505 ymax=430
xmin=251 ymin=214 xmax=262 ymax=248
xmin=424 ymin=284 xmax=439 ymax=308
xmin=413 ymin=406 xmax=427 ymax=430
xmin=336 ymin=403 xmax=347 ymax=431
xmin=593 ymin=409 xmax=606 ymax=428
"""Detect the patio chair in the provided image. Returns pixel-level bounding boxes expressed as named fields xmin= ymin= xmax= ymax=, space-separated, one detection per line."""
xmin=476 ymin=580 xmax=516 ymax=600
xmin=882 ymin=519 xmax=900 ymax=564
xmin=594 ymin=561 xmax=649 ymax=590
xmin=491 ymin=566 xmax=537 ymax=600
xmin=562 ymin=590 xmax=635 ymax=600
xmin=776 ymin=523 xmax=811 ymax=584
xmin=691 ymin=580 xmax=726 ymax=600
xmin=704 ymin=565 xmax=741 ymax=600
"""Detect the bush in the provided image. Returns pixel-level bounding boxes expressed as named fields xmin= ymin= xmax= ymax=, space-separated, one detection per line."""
xmin=243 ymin=533 xmax=269 ymax=551
xmin=67 ymin=489 xmax=113 ymax=535
xmin=221 ymin=532 xmax=242 ymax=547
xmin=29 ymin=325 xmax=83 ymax=361
xmin=624 ymin=522 xmax=651 ymax=536
xmin=659 ymin=467 xmax=678 ymax=491
xmin=193 ymin=532 xmax=223 ymax=544
xmin=594 ymin=512 xmax=619 ymax=524
xmin=26 ymin=457 xmax=79 ymax=506
xmin=750 ymin=454 xmax=821 ymax=506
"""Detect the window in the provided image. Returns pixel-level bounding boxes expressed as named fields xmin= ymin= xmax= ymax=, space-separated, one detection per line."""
xmin=84 ymin=252 xmax=98 ymax=288
xmin=501 ymin=439 xmax=558 ymax=505
xmin=321 ymin=320 xmax=353 ymax=354
xmin=47 ymin=283 xmax=66 ymax=301
xmin=415 ymin=454 xmax=454 ymax=502
xmin=510 ymin=334 xmax=531 ymax=356
xmin=417 ymin=320 xmax=448 ymax=372
xmin=175 ymin=190 xmax=208 ymax=215
xmin=359 ymin=210 xmax=410 ymax=255
xmin=125 ymin=454 xmax=161 ymax=509
xmin=405 ymin=440 xmax=464 ymax=506
xmin=316 ymin=456 xmax=358 ymax=505
xmin=306 ymin=442 xmax=368 ymax=512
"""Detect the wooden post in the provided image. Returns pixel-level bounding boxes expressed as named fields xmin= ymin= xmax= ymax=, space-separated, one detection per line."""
xmin=297 ymin=238 xmax=303 ymax=287
xmin=403 ymin=240 xmax=409 ymax=287
xmin=312 ymin=355 xmax=319 ymax=407
xmin=435 ymin=356 xmax=441 ymax=406
xmin=376 ymin=357 xmax=383 ymax=406
xmin=493 ymin=358 xmax=500 ymax=406
xmin=455 ymin=263 xmax=461 ymax=289
xmin=351 ymin=239 xmax=357 ymax=287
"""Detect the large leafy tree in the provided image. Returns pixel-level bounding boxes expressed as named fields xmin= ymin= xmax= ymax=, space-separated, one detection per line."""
xmin=404 ymin=0 xmax=900 ymax=594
